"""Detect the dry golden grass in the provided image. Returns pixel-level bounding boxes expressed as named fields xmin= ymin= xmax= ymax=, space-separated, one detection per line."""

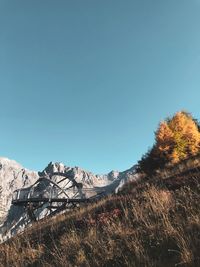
xmin=0 ymin=167 xmax=200 ymax=267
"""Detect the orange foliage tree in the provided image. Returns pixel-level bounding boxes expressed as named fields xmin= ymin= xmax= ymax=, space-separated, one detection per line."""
xmin=138 ymin=111 xmax=200 ymax=173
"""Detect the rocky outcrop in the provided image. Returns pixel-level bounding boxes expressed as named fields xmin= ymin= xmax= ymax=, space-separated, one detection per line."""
xmin=0 ymin=157 xmax=38 ymax=226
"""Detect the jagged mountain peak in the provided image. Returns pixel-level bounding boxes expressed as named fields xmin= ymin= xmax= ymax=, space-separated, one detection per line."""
xmin=0 ymin=157 xmax=138 ymax=241
xmin=0 ymin=157 xmax=23 ymax=169
xmin=42 ymin=161 xmax=66 ymax=174
xmin=40 ymin=161 xmax=113 ymax=186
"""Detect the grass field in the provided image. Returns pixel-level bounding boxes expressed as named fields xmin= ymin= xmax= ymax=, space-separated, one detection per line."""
xmin=0 ymin=160 xmax=200 ymax=267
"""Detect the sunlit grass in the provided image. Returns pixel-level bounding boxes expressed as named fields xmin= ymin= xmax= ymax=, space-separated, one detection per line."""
xmin=0 ymin=162 xmax=200 ymax=267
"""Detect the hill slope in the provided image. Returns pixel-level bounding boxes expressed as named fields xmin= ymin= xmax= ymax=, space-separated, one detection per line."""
xmin=0 ymin=158 xmax=199 ymax=267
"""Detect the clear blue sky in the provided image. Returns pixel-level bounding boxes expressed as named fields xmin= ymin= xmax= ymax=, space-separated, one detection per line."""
xmin=0 ymin=0 xmax=200 ymax=173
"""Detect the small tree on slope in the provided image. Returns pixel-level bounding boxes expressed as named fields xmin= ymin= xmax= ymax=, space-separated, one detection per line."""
xmin=139 ymin=111 xmax=200 ymax=173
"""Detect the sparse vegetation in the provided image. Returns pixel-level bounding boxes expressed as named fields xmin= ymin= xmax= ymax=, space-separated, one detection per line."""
xmin=0 ymin=161 xmax=199 ymax=267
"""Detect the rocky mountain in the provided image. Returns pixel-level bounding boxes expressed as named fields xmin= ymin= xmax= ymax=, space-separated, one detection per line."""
xmin=40 ymin=161 xmax=111 ymax=187
xmin=0 ymin=157 xmax=138 ymax=241
xmin=0 ymin=158 xmax=38 ymax=225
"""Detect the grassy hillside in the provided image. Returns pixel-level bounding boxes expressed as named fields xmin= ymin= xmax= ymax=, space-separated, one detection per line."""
xmin=0 ymin=159 xmax=200 ymax=267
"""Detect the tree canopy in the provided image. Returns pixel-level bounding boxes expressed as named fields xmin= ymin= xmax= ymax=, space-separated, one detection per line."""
xmin=138 ymin=111 xmax=200 ymax=174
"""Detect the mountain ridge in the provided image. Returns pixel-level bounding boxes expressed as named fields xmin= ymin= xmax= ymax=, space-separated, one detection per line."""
xmin=0 ymin=157 xmax=137 ymax=241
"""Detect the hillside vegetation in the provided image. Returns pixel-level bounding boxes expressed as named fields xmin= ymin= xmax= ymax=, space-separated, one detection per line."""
xmin=0 ymin=162 xmax=199 ymax=267
xmin=0 ymin=111 xmax=200 ymax=267
xmin=138 ymin=111 xmax=200 ymax=174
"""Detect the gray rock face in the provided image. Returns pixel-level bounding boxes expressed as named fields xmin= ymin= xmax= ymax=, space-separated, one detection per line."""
xmin=0 ymin=157 xmax=138 ymax=241
xmin=0 ymin=157 xmax=38 ymax=225
xmin=41 ymin=162 xmax=110 ymax=187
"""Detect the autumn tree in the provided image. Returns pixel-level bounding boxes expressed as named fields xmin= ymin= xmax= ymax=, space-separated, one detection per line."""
xmin=138 ymin=111 xmax=200 ymax=174
xmin=155 ymin=121 xmax=174 ymax=161
xmin=158 ymin=111 xmax=200 ymax=163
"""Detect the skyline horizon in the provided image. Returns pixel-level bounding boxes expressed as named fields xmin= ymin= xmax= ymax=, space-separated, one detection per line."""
xmin=1 ymin=1 xmax=200 ymax=173
xmin=0 ymin=154 xmax=136 ymax=174
xmin=1 ymin=108 xmax=199 ymax=174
